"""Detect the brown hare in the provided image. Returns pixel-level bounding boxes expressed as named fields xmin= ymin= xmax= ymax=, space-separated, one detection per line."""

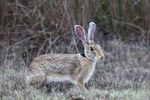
xmin=25 ymin=22 xmax=104 ymax=92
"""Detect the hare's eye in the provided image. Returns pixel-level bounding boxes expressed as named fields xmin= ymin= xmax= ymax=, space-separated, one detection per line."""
xmin=90 ymin=47 xmax=94 ymax=51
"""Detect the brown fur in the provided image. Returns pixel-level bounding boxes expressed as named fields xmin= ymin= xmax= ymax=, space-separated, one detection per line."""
xmin=25 ymin=22 xmax=104 ymax=92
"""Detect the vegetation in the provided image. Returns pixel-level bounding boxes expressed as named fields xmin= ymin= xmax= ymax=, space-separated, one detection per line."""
xmin=0 ymin=0 xmax=150 ymax=100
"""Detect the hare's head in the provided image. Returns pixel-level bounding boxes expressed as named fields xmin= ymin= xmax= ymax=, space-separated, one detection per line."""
xmin=74 ymin=22 xmax=104 ymax=61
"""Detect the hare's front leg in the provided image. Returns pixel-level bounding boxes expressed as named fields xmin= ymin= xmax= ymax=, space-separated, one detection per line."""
xmin=77 ymin=80 xmax=88 ymax=92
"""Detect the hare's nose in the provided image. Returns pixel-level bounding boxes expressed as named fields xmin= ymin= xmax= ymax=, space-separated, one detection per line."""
xmin=101 ymin=57 xmax=104 ymax=60
xmin=98 ymin=56 xmax=103 ymax=60
xmin=98 ymin=56 xmax=104 ymax=61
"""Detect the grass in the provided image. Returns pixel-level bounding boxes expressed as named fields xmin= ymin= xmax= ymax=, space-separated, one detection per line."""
xmin=1 ymin=73 xmax=150 ymax=100
xmin=0 ymin=40 xmax=150 ymax=100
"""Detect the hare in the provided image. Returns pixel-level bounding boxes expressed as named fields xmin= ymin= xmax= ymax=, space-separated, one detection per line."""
xmin=25 ymin=22 xmax=104 ymax=92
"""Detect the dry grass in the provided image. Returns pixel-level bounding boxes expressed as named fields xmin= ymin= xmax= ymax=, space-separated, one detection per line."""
xmin=93 ymin=40 xmax=150 ymax=89
xmin=0 ymin=67 xmax=150 ymax=100
xmin=0 ymin=0 xmax=150 ymax=66
xmin=0 ymin=40 xmax=150 ymax=100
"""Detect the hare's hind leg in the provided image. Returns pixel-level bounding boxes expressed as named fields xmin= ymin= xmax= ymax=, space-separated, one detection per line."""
xmin=25 ymin=71 xmax=45 ymax=88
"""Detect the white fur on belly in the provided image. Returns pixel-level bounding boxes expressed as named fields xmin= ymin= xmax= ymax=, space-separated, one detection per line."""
xmin=45 ymin=75 xmax=74 ymax=83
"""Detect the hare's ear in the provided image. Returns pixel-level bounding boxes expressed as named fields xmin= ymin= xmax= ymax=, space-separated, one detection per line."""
xmin=88 ymin=22 xmax=96 ymax=41
xmin=74 ymin=25 xmax=86 ymax=42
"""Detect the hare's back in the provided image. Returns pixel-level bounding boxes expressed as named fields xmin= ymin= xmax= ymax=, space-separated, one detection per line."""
xmin=30 ymin=54 xmax=80 ymax=75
